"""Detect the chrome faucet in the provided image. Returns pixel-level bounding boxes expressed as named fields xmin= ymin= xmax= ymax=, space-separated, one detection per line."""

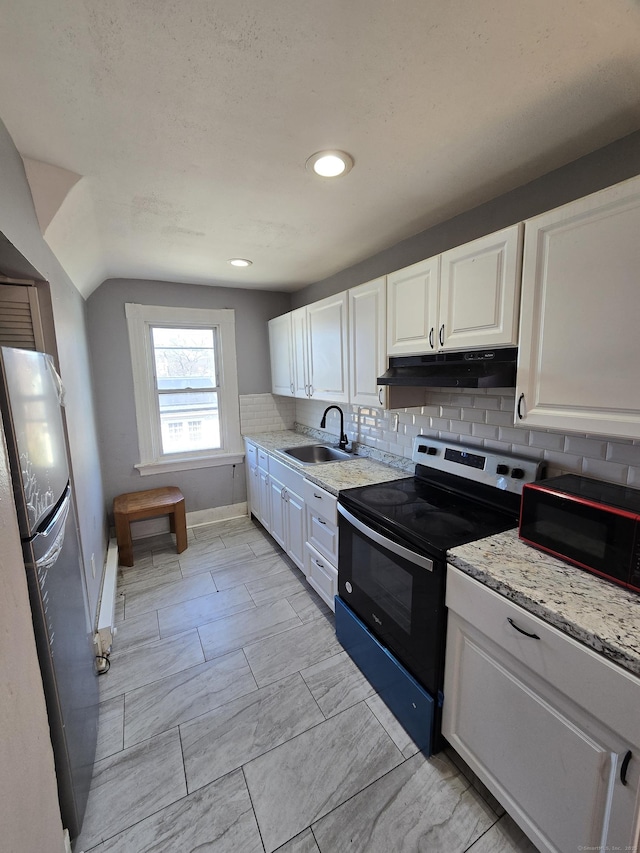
xmin=320 ymin=405 xmax=349 ymax=451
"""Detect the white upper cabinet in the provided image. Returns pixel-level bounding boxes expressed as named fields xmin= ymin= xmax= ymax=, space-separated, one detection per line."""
xmin=387 ymin=256 xmax=439 ymax=355
xmin=348 ymin=276 xmax=387 ymax=407
xmin=291 ymin=306 xmax=309 ymax=398
xmin=516 ymin=175 xmax=640 ymax=439
xmin=439 ymin=224 xmax=523 ymax=350
xmin=387 ymin=224 xmax=522 ymax=356
xmin=305 ymin=291 xmax=349 ymax=403
xmin=268 ymin=313 xmax=294 ymax=396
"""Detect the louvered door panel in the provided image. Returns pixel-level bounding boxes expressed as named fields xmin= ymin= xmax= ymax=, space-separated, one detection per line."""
xmin=0 ymin=283 xmax=44 ymax=350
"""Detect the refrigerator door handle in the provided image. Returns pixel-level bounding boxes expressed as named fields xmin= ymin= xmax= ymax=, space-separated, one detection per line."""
xmin=34 ymin=492 xmax=70 ymax=572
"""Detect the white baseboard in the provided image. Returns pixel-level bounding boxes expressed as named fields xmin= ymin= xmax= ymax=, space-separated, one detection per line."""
xmin=125 ymin=501 xmax=248 ymax=541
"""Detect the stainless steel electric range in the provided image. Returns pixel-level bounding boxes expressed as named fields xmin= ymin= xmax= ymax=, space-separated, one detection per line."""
xmin=335 ymin=435 xmax=544 ymax=756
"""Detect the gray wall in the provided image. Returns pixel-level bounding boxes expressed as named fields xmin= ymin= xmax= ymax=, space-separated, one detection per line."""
xmin=293 ymin=130 xmax=640 ymax=307
xmin=0 ymin=118 xmax=106 ymax=626
xmin=86 ymin=277 xmax=290 ymax=514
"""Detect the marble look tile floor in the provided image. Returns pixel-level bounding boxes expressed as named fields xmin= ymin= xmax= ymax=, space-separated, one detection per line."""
xmin=77 ymin=515 xmax=539 ymax=853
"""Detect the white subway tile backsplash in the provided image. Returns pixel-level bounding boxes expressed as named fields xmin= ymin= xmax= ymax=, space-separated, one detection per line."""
xmin=499 ymin=426 xmax=529 ymax=444
xmin=528 ymin=430 xmax=565 ymax=451
xmin=246 ymin=389 xmax=640 ymax=488
xmin=471 ymin=423 xmax=499 ymax=440
xmin=565 ymin=435 xmax=608 ymax=460
xmin=606 ymin=441 xmax=640 ymax=466
xmin=582 ymin=457 xmax=629 ymax=483
xmin=542 ymin=450 xmax=583 ymax=473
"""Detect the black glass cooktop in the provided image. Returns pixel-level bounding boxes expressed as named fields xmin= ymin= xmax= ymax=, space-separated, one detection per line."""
xmin=339 ymin=474 xmax=518 ymax=555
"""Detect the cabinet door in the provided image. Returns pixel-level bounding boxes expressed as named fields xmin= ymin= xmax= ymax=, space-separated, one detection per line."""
xmin=257 ymin=468 xmax=271 ymax=530
xmin=247 ymin=463 xmax=258 ymax=516
xmin=268 ymin=313 xmax=294 ymax=396
xmin=268 ymin=475 xmax=286 ymax=550
xmin=443 ymin=613 xmax=615 ymax=853
xmin=291 ymin=306 xmax=309 ymax=398
xmin=306 ymin=291 xmax=349 ymax=403
xmin=387 ymin=256 xmax=439 ymax=355
xmin=516 ymin=175 xmax=640 ymax=439
xmin=349 ymin=277 xmax=387 ymax=407
xmin=285 ymin=488 xmax=305 ymax=572
xmin=439 ymin=224 xmax=522 ymax=350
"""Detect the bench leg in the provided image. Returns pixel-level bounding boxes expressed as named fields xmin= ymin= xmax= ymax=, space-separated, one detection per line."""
xmin=114 ymin=512 xmax=134 ymax=567
xmin=173 ymin=498 xmax=188 ymax=554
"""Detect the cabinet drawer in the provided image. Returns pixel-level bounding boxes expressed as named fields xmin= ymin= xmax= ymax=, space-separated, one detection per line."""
xmin=269 ymin=455 xmax=304 ymax=494
xmin=306 ymin=506 xmax=339 ymax=564
xmin=245 ymin=441 xmax=257 ymax=469
xmin=446 ymin=566 xmax=640 ymax=746
xmin=257 ymin=448 xmax=270 ymax=471
xmin=305 ymin=542 xmax=337 ymax=611
xmin=302 ymin=480 xmax=337 ymax=524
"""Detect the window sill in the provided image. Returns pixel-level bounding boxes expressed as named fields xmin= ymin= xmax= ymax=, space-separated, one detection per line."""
xmin=134 ymin=451 xmax=245 ymax=476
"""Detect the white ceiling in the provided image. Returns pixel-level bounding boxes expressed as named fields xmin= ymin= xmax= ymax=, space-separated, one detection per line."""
xmin=1 ymin=0 xmax=640 ymax=298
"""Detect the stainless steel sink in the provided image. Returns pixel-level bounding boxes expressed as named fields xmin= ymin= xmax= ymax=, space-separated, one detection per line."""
xmin=281 ymin=444 xmax=354 ymax=464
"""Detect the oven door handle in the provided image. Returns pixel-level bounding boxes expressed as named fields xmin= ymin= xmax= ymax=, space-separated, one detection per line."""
xmin=338 ymin=504 xmax=434 ymax=572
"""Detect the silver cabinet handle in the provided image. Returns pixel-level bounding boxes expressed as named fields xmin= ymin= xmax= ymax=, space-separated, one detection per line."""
xmin=309 ymin=383 xmax=313 ymax=397
xmin=337 ymin=504 xmax=434 ymax=572
xmin=290 ymin=382 xmax=294 ymax=395
xmin=378 ymin=387 xmax=384 ymax=406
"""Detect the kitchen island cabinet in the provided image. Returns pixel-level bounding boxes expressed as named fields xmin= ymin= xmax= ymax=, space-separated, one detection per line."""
xmin=516 ymin=173 xmax=640 ymax=439
xmin=444 ymin=539 xmax=640 ymax=853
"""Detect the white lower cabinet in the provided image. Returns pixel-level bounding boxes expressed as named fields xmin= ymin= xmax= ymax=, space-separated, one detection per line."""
xmin=243 ymin=443 xmax=340 ymax=610
xmin=266 ymin=456 xmax=306 ymax=573
xmin=443 ymin=566 xmax=640 ymax=853
xmin=305 ymin=541 xmax=338 ymax=609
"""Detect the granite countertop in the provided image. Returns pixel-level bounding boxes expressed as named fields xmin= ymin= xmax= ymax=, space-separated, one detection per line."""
xmin=243 ymin=429 xmax=412 ymax=495
xmin=448 ymin=529 xmax=640 ymax=677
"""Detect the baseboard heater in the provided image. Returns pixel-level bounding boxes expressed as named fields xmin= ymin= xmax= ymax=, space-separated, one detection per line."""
xmin=334 ymin=596 xmax=435 ymax=755
xmin=95 ymin=539 xmax=119 ymax=664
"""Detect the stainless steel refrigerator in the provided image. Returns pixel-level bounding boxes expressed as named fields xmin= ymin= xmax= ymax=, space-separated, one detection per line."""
xmin=0 ymin=346 xmax=98 ymax=843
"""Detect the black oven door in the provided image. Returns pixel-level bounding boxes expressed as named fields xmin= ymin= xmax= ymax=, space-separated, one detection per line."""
xmin=337 ymin=503 xmax=446 ymax=696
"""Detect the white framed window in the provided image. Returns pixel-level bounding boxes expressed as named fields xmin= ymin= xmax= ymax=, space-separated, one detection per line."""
xmin=125 ymin=304 xmax=243 ymax=475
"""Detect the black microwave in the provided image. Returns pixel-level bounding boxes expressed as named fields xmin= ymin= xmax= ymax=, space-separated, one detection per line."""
xmin=519 ymin=474 xmax=640 ymax=593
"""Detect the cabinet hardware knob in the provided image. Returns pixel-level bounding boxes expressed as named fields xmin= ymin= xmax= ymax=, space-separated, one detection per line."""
xmin=621 ymin=750 xmax=632 ymax=786
xmin=517 ymin=393 xmax=525 ymax=420
xmin=439 ymin=324 xmax=445 ymax=346
xmin=429 ymin=327 xmax=434 ymax=349
xmin=507 ymin=617 xmax=540 ymax=640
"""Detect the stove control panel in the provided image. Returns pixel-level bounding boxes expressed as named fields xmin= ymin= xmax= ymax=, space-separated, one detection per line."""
xmin=413 ymin=437 xmax=545 ymax=494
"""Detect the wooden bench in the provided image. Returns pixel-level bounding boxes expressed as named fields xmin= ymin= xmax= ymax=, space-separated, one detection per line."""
xmin=113 ymin=486 xmax=187 ymax=567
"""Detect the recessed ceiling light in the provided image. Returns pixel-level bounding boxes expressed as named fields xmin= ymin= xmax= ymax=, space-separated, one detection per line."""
xmin=306 ymin=150 xmax=354 ymax=178
xmin=228 ymin=258 xmax=252 ymax=267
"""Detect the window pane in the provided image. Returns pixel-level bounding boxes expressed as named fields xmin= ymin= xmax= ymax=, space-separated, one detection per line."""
xmin=158 ymin=391 xmax=220 ymax=453
xmin=152 ymin=327 xmax=217 ymax=390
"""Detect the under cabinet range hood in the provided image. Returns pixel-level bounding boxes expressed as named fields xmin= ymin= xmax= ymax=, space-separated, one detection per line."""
xmin=378 ymin=347 xmax=517 ymax=389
